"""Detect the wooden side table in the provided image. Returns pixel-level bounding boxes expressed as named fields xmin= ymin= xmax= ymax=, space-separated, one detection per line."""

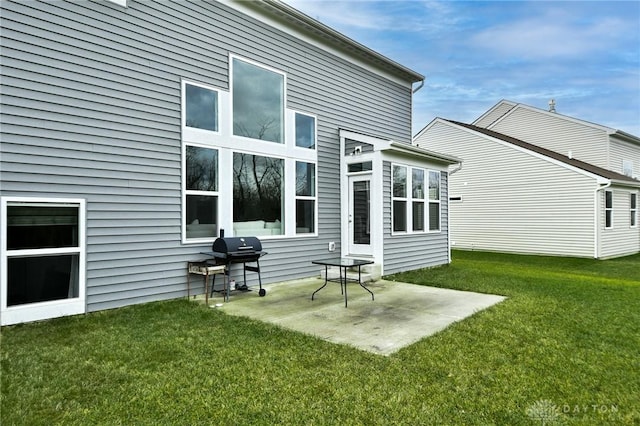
xmin=187 ymin=261 xmax=228 ymax=304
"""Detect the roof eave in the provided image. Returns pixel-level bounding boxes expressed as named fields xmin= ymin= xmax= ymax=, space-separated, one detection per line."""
xmin=255 ymin=0 xmax=425 ymax=83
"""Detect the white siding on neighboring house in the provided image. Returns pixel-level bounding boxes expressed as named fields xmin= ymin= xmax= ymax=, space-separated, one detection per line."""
xmin=610 ymin=136 xmax=640 ymax=178
xmin=599 ymin=187 xmax=640 ymax=258
xmin=416 ymin=120 xmax=597 ymax=258
xmin=472 ymin=100 xmax=515 ymax=128
xmin=488 ymin=107 xmax=610 ymax=170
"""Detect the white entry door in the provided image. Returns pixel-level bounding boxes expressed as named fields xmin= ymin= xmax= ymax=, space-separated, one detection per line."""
xmin=348 ymin=175 xmax=372 ymax=256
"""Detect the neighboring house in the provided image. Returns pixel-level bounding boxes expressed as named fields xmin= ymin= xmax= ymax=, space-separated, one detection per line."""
xmin=0 ymin=0 xmax=459 ymax=325
xmin=415 ymin=101 xmax=640 ymax=259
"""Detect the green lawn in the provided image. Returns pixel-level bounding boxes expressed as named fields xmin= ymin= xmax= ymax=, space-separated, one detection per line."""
xmin=1 ymin=250 xmax=639 ymax=425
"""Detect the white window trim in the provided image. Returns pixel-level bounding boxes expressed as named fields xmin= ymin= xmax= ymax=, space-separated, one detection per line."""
xmin=1 ymin=197 xmax=86 ymax=326
xmin=180 ymin=59 xmax=317 ymax=243
xmin=428 ymin=170 xmax=441 ymax=232
xmin=294 ymin=160 xmax=318 ymax=235
xmin=391 ymin=164 xmax=441 ymax=235
xmin=230 ymin=54 xmax=287 ymax=145
xmin=292 ymin=110 xmax=318 ymax=151
xmin=182 ymin=79 xmax=222 ymax=137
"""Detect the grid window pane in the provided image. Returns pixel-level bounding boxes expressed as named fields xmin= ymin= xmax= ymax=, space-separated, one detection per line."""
xmin=232 ymin=58 xmax=284 ymax=143
xmin=296 ymin=199 xmax=315 ymax=233
xmin=186 ymin=195 xmax=217 ymax=239
xmin=393 ymin=200 xmax=407 ymax=232
xmin=429 ymin=171 xmax=440 ymax=200
xmin=412 ymin=201 xmax=425 ymax=231
xmin=296 ymin=162 xmax=315 ymax=196
xmin=233 ymin=153 xmax=284 ymax=235
xmin=429 ymin=202 xmax=440 ymax=231
xmin=185 ymin=84 xmax=218 ymax=131
xmin=295 ymin=113 xmax=315 ymax=149
xmin=7 ymin=206 xmax=78 ymax=250
xmin=393 ymin=166 xmax=407 ymax=197
xmin=186 ymin=146 xmax=218 ymax=191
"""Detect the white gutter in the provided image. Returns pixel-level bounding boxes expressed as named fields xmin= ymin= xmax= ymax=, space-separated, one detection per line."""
xmin=594 ymin=181 xmax=612 ymax=259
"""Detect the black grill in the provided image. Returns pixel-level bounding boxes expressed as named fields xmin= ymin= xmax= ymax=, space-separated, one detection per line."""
xmin=210 ymin=236 xmax=267 ymax=296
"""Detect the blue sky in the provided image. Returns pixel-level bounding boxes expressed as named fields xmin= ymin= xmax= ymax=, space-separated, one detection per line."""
xmin=286 ymin=0 xmax=640 ymax=137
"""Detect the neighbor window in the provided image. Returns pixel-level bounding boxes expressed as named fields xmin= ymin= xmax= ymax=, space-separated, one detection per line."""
xmin=233 ymin=153 xmax=284 ymax=235
xmin=232 ymin=57 xmax=284 ymax=143
xmin=605 ymin=190 xmax=613 ymax=229
xmin=185 ymin=145 xmax=218 ymax=240
xmin=428 ymin=171 xmax=441 ymax=231
xmin=295 ymin=113 xmax=316 ymax=149
xmin=296 ymin=162 xmax=316 ymax=234
xmin=392 ymin=165 xmax=407 ymax=232
xmin=185 ymin=83 xmax=219 ymax=132
xmin=412 ymin=168 xmax=425 ymax=231
xmin=622 ymin=160 xmax=634 ymax=178
xmin=631 ymin=193 xmax=637 ymax=227
xmin=1 ymin=198 xmax=85 ymax=324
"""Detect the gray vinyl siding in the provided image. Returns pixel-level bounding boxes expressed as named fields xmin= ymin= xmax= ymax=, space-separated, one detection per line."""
xmin=610 ymin=136 xmax=640 ymax=177
xmin=489 ymin=107 xmax=610 ymax=170
xmin=599 ymin=187 xmax=640 ymax=258
xmin=417 ymin=121 xmax=597 ymax=258
xmin=473 ymin=101 xmax=515 ymax=128
xmin=382 ymin=161 xmax=450 ymax=275
xmin=1 ymin=1 xmax=413 ymax=312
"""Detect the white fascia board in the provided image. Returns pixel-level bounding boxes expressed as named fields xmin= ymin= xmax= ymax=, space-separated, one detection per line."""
xmin=220 ymin=0 xmax=419 ymax=87
xmin=444 ymin=120 xmax=611 ymax=185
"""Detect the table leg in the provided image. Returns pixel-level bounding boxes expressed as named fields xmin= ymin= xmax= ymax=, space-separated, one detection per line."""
xmin=343 ymin=266 xmax=348 ymax=307
xmin=311 ymin=265 xmax=329 ymax=300
xmin=358 ymin=265 xmax=374 ymax=301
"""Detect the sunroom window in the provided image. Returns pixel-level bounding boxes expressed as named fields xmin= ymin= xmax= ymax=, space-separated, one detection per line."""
xmin=392 ymin=165 xmax=407 ymax=232
xmin=233 ymin=153 xmax=284 ymax=236
xmin=412 ymin=168 xmax=425 ymax=231
xmin=428 ymin=171 xmax=441 ymax=231
xmin=232 ymin=57 xmax=284 ymax=143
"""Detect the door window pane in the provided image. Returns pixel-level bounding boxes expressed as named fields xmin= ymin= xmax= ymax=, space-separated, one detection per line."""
xmin=185 ymin=83 xmax=218 ymax=131
xmin=232 ymin=58 xmax=284 ymax=143
xmin=353 ymin=181 xmax=370 ymax=244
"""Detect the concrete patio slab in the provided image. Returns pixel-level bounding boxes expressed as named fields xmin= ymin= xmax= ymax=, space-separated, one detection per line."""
xmin=203 ymin=278 xmax=506 ymax=356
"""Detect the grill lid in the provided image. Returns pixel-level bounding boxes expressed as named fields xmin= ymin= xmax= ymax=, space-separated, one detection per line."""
xmin=212 ymin=236 xmax=262 ymax=254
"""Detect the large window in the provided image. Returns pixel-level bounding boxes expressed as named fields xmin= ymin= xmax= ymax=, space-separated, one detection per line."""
xmin=185 ymin=145 xmax=218 ymax=240
xmin=232 ymin=57 xmax=284 ymax=143
xmin=233 ymin=153 xmax=284 ymax=236
xmin=605 ymin=190 xmax=613 ymax=229
xmin=296 ymin=162 xmax=316 ymax=234
xmin=181 ymin=58 xmax=316 ymax=242
xmin=1 ymin=198 xmax=86 ymax=325
xmin=631 ymin=193 xmax=637 ymax=227
xmin=428 ymin=171 xmax=441 ymax=231
xmin=392 ymin=165 xmax=407 ymax=232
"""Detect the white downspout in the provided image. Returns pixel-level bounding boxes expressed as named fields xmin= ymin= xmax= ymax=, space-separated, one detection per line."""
xmin=446 ymin=162 xmax=463 ymax=264
xmin=594 ymin=181 xmax=611 ymax=259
